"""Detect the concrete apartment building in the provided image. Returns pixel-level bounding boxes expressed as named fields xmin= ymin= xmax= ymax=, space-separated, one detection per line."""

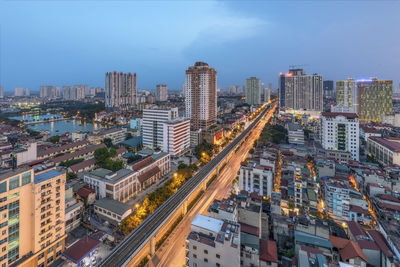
xmin=105 ymin=71 xmax=137 ymax=111
xmin=324 ymin=181 xmax=350 ymax=220
xmin=88 ymin=128 xmax=127 ymax=145
xmin=0 ymin=167 xmax=66 ymax=267
xmin=40 ymin=86 xmax=60 ymax=99
xmin=142 ymin=108 xmax=178 ymax=150
xmin=186 ymin=214 xmax=240 ymax=267
xmin=279 ymin=69 xmax=323 ymax=111
xmin=246 ymin=77 xmax=262 ymax=106
xmin=62 ymin=85 xmax=86 ymax=100
xmin=239 ymin=161 xmax=274 ymax=198
xmin=287 ymin=123 xmax=305 ymax=145
xmin=162 ymin=118 xmax=191 ymax=156
xmin=184 ymin=62 xmax=217 ymax=131
xmin=156 ymin=84 xmax=168 ymax=102
xmin=367 ymin=136 xmax=400 ymax=166
xmin=320 ymin=112 xmax=359 ymax=161
xmin=14 ymin=87 xmax=24 ymax=97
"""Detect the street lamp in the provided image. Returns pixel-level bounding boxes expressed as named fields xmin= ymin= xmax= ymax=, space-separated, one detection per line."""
xmin=174 ymin=173 xmax=178 ymax=178
xmin=135 ymin=203 xmax=140 ymax=209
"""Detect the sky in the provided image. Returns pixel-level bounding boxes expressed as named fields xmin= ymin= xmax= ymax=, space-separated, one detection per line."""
xmin=0 ymin=0 xmax=399 ymax=92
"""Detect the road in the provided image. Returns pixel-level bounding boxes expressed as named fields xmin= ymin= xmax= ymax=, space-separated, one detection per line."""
xmin=100 ymin=102 xmax=276 ymax=267
xmin=152 ymin=105 xmax=276 ymax=267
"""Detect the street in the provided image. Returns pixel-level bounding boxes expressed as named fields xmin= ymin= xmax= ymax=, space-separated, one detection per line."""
xmin=150 ymin=104 xmax=275 ymax=267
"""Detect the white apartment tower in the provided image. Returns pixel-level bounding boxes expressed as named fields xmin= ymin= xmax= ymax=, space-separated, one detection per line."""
xmin=156 ymin=84 xmax=168 ymax=102
xmin=14 ymin=87 xmax=24 ymax=97
xmin=142 ymin=108 xmax=178 ymax=149
xmin=105 ymin=72 xmax=137 ymax=111
xmin=184 ymin=62 xmax=217 ymax=131
xmin=320 ymin=112 xmax=360 ymax=161
xmin=0 ymin=86 xmax=3 ymax=98
xmin=162 ymin=118 xmax=190 ymax=156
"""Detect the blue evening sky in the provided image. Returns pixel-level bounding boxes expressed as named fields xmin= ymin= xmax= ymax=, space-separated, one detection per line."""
xmin=0 ymin=0 xmax=399 ymax=92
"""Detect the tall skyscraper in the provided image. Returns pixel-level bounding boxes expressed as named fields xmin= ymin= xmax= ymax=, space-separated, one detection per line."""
xmin=0 ymin=86 xmax=3 ymax=98
xmin=14 ymin=87 xmax=24 ymax=97
xmin=25 ymin=87 xmax=30 ymax=96
xmin=336 ymin=78 xmax=393 ymax=122
xmin=184 ymin=62 xmax=217 ymax=131
xmin=105 ymin=72 xmax=137 ymax=111
xmin=323 ymin=80 xmax=334 ymax=99
xmin=265 ymin=83 xmax=272 ymax=102
xmin=246 ymin=77 xmax=261 ymax=105
xmin=156 ymin=84 xmax=168 ymax=102
xmin=279 ymin=69 xmax=323 ymax=111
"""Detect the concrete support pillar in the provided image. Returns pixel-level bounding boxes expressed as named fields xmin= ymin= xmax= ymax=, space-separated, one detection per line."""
xmin=149 ymin=236 xmax=156 ymax=256
xmin=182 ymin=199 xmax=188 ymax=215
xmin=202 ymin=181 xmax=207 ymax=191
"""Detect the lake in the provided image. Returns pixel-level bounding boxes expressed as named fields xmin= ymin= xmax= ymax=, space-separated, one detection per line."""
xmin=10 ymin=114 xmax=105 ymax=136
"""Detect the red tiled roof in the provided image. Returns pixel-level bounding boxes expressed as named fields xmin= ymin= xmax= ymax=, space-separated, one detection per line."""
xmin=367 ymin=230 xmax=394 ymax=258
xmin=62 ymin=236 xmax=101 ymax=264
xmin=329 ymin=235 xmax=350 ymax=249
xmin=130 ymin=156 xmax=154 ymax=171
xmin=250 ymin=192 xmax=262 ymax=201
xmin=377 ymin=194 xmax=400 ymax=203
xmin=300 ymin=245 xmax=323 ymax=256
xmin=340 ymin=241 xmax=368 ymax=263
xmin=321 ymin=112 xmax=358 ymax=119
xmin=377 ymin=201 xmax=400 ymax=212
xmin=52 ymin=144 xmax=106 ymax=164
xmin=357 ymin=239 xmax=379 ymax=250
xmin=347 ymin=221 xmax=367 ymax=239
xmin=240 ymin=223 xmax=259 ymax=236
xmin=116 ymin=147 xmax=127 ymax=155
xmin=37 ymin=140 xmax=88 ymax=157
xmin=349 ymin=205 xmax=370 ymax=215
xmin=138 ymin=166 xmax=160 ymax=184
xmin=369 ymin=137 xmax=400 ymax=152
xmin=69 ymin=158 xmax=96 ymax=173
xmin=77 ymin=186 xmax=95 ymax=198
xmin=259 ymin=240 xmax=278 ymax=263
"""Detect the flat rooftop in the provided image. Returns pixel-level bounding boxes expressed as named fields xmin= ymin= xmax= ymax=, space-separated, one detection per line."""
xmin=34 ymin=169 xmax=62 ymax=184
xmin=192 ymin=214 xmax=223 ymax=234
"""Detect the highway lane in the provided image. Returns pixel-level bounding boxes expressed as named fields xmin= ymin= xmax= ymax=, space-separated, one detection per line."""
xmin=152 ymin=104 xmax=275 ymax=266
xmin=100 ymin=103 xmax=276 ymax=267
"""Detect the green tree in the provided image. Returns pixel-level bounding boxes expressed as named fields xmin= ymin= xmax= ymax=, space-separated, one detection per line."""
xmin=103 ymin=138 xmax=113 ymax=148
xmin=48 ymin=136 xmax=60 ymax=144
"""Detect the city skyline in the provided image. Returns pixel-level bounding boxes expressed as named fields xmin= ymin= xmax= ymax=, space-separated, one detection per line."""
xmin=1 ymin=1 xmax=399 ymax=91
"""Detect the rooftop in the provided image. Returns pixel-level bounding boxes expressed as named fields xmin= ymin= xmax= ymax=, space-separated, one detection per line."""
xmin=295 ymin=230 xmax=332 ymax=249
xmin=94 ymin=198 xmax=131 ymax=216
xmin=34 ymin=169 xmax=62 ymax=184
xmin=321 ymin=112 xmax=358 ymax=119
xmin=191 ymin=214 xmax=223 ymax=234
xmin=369 ymin=136 xmax=400 ymax=152
xmin=259 ymin=239 xmax=278 ymax=263
xmin=62 ymin=236 xmax=101 ymax=264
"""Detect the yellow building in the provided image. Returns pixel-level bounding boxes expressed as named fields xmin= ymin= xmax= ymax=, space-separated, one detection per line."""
xmin=0 ymin=167 xmax=66 ymax=267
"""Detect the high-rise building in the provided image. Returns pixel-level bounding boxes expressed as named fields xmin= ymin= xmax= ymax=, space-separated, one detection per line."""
xmin=14 ymin=87 xmax=24 ymax=97
xmin=323 ymin=80 xmax=334 ymax=99
xmin=105 ymin=72 xmax=137 ymax=111
xmin=90 ymin=87 xmax=104 ymax=96
xmin=336 ymin=78 xmax=358 ymax=112
xmin=320 ymin=112 xmax=359 ymax=161
xmin=245 ymin=77 xmax=261 ymax=105
xmin=142 ymin=108 xmax=178 ymax=149
xmin=62 ymin=86 xmax=85 ymax=101
xmin=279 ymin=69 xmax=323 ymax=111
xmin=162 ymin=118 xmax=190 ymax=156
xmin=265 ymin=83 xmax=272 ymax=102
xmin=336 ymin=78 xmax=393 ymax=122
xmin=184 ymin=62 xmax=217 ymax=131
xmin=357 ymin=78 xmax=392 ymax=122
xmin=156 ymin=84 xmax=168 ymax=102
xmin=62 ymin=86 xmax=73 ymax=100
xmin=74 ymin=85 xmax=86 ymax=100
xmin=40 ymin=86 xmax=59 ymax=99
xmin=324 ymin=181 xmax=350 ymax=220
xmin=0 ymin=167 xmax=66 ymax=266
xmin=0 ymin=86 xmax=3 ymax=98
xmin=25 ymin=88 xmax=30 ymax=96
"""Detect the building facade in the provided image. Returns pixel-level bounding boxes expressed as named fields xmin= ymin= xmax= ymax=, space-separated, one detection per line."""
xmin=320 ymin=112 xmax=359 ymax=161
xmin=14 ymin=87 xmax=24 ymax=97
xmin=239 ymin=163 xmax=273 ymax=198
xmin=246 ymin=77 xmax=262 ymax=105
xmin=156 ymin=84 xmax=168 ymax=102
xmin=184 ymin=62 xmax=217 ymax=131
xmin=40 ymin=86 xmax=60 ymax=99
xmin=367 ymin=137 xmax=400 ymax=166
xmin=0 ymin=168 xmax=66 ymax=267
xmin=279 ymin=69 xmax=323 ymax=111
xmin=105 ymin=72 xmax=137 ymax=111
xmin=324 ymin=181 xmax=350 ymax=220
xmin=142 ymin=108 xmax=178 ymax=149
xmin=336 ymin=78 xmax=358 ymax=112
xmin=162 ymin=118 xmax=190 ymax=156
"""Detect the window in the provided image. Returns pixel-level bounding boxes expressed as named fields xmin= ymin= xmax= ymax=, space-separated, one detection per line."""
xmin=192 ymin=245 xmax=197 ymax=250
xmin=47 ymin=256 xmax=53 ymax=264
xmin=216 ymin=264 xmax=220 ymax=267
xmin=193 ymin=254 xmax=197 ymax=258
xmin=204 ymin=249 xmax=208 ymax=254
xmin=204 ymin=258 xmax=208 ymax=263
xmin=1 ymin=231 xmax=5 ymax=235
xmin=216 ymin=254 xmax=220 ymax=259
xmin=21 ymin=173 xmax=31 ymax=186
xmin=57 ymin=241 xmax=62 ymax=248
xmin=1 ymin=247 xmax=5 ymax=252
xmin=0 ymin=183 xmax=6 ymax=194
xmin=48 ymin=247 xmax=53 ymax=253
xmin=9 ymin=177 xmax=19 ymax=191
